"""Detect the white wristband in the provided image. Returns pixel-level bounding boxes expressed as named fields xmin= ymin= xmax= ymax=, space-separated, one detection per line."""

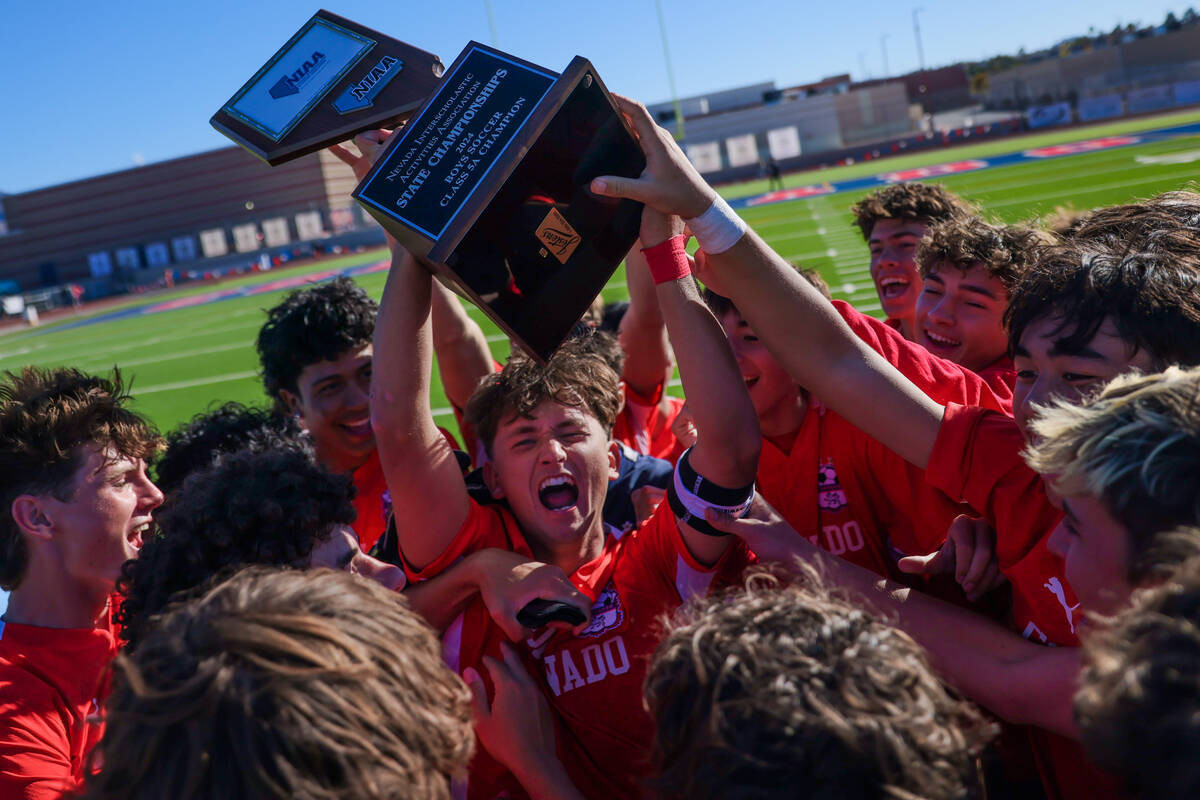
xmin=686 ymin=196 xmax=748 ymax=255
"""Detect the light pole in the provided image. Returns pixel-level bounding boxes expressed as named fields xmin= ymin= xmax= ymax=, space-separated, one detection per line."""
xmin=655 ymin=0 xmax=686 ymax=139
xmin=858 ymin=51 xmax=871 ymax=81
xmin=484 ymin=0 xmax=499 ymax=46
xmin=912 ymin=7 xmax=926 ymax=72
xmin=881 ymin=33 xmax=890 ymax=77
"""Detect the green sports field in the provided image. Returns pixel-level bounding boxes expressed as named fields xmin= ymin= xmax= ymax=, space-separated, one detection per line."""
xmin=2 ymin=109 xmax=1199 ymax=439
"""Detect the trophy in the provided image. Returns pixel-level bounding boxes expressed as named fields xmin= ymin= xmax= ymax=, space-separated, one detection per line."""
xmin=213 ymin=12 xmax=645 ymax=362
xmin=211 ymin=11 xmax=445 ymax=166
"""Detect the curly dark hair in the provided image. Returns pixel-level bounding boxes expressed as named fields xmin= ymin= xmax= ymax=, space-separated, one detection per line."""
xmin=645 ymin=567 xmax=995 ymax=800
xmin=917 ymin=217 xmax=1051 ymax=294
xmin=1 ymin=367 xmax=160 ymax=590
xmin=88 ymin=566 xmax=474 ymax=800
xmin=153 ymin=402 xmax=311 ymax=496
xmin=849 ymin=182 xmax=975 ymax=241
xmin=464 ymin=338 xmax=621 ymax=457
xmin=255 ymin=277 xmax=377 ymax=412
xmin=1076 ymin=547 xmax=1200 ymax=800
xmin=116 ymin=448 xmax=356 ymax=651
xmin=1065 ymin=189 xmax=1200 ymax=259
xmin=1003 ymin=244 xmax=1200 ymax=367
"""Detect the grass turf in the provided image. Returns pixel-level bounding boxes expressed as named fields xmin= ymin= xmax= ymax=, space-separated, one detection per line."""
xmin=2 ymin=115 xmax=1198 ymax=439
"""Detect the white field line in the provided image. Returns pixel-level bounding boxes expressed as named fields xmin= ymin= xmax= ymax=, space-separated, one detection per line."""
xmin=8 ymin=316 xmax=265 ymax=368
xmin=985 ymin=170 xmax=1193 ymax=208
xmin=132 ymin=370 xmax=260 ymax=395
xmin=75 ymin=340 xmax=251 ymax=371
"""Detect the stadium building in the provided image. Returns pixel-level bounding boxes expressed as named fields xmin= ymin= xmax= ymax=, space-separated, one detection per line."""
xmin=0 ymin=148 xmax=373 ymax=304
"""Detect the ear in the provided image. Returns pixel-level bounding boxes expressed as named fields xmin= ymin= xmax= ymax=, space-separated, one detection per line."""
xmin=482 ymin=460 xmax=504 ymax=500
xmin=607 ymin=440 xmax=622 ymax=483
xmin=10 ymin=496 xmax=55 ymax=543
xmin=615 ymin=381 xmax=627 ymax=416
xmin=278 ymin=388 xmax=305 ymax=420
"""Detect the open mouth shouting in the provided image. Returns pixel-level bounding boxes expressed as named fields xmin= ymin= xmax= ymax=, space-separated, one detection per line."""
xmin=538 ymin=475 xmax=579 ymax=511
xmin=128 ymin=521 xmax=152 ymax=552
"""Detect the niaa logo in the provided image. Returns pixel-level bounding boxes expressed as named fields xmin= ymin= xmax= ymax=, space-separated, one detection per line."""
xmin=269 ymin=51 xmax=327 ymax=99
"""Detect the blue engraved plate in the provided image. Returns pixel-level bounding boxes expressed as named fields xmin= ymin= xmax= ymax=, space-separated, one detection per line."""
xmin=225 ymin=18 xmax=374 ymax=142
xmin=355 ymin=46 xmax=557 ymax=240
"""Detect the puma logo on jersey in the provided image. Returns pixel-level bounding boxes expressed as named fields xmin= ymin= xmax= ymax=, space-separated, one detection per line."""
xmin=1044 ymin=576 xmax=1081 ymax=634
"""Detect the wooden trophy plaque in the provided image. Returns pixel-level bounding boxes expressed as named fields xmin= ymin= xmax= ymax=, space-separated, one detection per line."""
xmin=354 ymin=42 xmax=646 ymax=363
xmin=211 ymin=10 xmax=444 ymax=166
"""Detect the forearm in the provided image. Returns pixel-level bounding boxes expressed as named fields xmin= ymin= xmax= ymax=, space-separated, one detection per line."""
xmin=510 ymin=759 xmax=587 ymax=800
xmin=403 ymin=551 xmax=493 ymax=632
xmin=372 ymin=244 xmax=437 ymax=440
xmin=777 ymin=538 xmax=1078 ymax=736
xmin=619 ymin=246 xmax=674 ymax=397
xmin=708 ymin=231 xmax=942 ymax=468
xmin=430 ymin=280 xmax=495 ymax=410
xmin=655 ymin=272 xmax=759 ymax=485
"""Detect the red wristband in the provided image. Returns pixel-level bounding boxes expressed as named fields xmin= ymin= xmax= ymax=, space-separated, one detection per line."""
xmin=642 ymin=235 xmax=691 ymax=285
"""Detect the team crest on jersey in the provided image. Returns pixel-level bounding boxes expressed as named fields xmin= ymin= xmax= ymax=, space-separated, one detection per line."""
xmin=579 ymin=582 xmax=625 ymax=638
xmin=817 ymin=458 xmax=848 ymax=512
xmin=381 ymin=489 xmax=393 ymax=523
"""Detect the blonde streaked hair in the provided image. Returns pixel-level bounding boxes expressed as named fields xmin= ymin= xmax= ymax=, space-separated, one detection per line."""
xmin=1025 ymin=367 xmax=1200 ymax=578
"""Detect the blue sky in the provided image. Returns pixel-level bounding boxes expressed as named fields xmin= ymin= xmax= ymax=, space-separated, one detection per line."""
xmin=0 ymin=1 xmax=1189 ymax=193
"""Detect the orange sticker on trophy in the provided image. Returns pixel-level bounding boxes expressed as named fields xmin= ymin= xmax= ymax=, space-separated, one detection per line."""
xmin=535 ymin=208 xmax=582 ymax=264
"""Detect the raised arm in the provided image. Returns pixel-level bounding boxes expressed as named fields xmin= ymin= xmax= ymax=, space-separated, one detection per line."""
xmin=618 ymin=245 xmax=674 ymax=398
xmin=430 ymin=280 xmax=495 ymax=411
xmin=591 ymin=96 xmax=944 ymax=469
xmin=371 ymin=245 xmax=470 ymax=569
xmin=639 ymin=209 xmax=760 ymax=565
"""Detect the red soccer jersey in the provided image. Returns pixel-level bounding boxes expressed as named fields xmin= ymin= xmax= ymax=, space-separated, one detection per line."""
xmin=0 ymin=620 xmax=117 ymax=800
xmin=757 ymin=302 xmax=1015 ymax=581
xmin=403 ymin=500 xmax=751 ymax=799
xmin=351 ymin=451 xmax=391 ymax=554
xmin=353 ymin=427 xmax=461 ymax=553
xmin=927 ymin=404 xmax=1081 ymax=642
xmin=977 ymin=354 xmax=1017 ymax=395
xmin=926 ymin=403 xmax=1121 ymax=799
xmin=612 ymin=381 xmax=686 ymax=463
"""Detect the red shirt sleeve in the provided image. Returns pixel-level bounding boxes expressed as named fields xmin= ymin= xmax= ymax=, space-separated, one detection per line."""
xmin=926 ymin=404 xmax=1061 ymax=569
xmin=0 ymin=674 xmax=76 ymax=800
xmin=833 ymin=300 xmax=1013 ymax=414
xmin=399 ymin=499 xmax=528 ymax=584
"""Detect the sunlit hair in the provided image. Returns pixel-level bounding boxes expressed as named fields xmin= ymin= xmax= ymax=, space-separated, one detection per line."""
xmin=644 ymin=566 xmax=994 ymax=800
xmin=849 ymin=182 xmax=975 ymax=241
xmin=917 ymin=216 xmax=1050 ymax=293
xmin=1003 ymin=244 xmax=1200 ymax=368
xmin=0 ymin=366 xmax=160 ymax=590
xmin=1076 ymin=548 xmax=1200 ymax=799
xmin=86 ymin=566 xmax=473 ymax=800
xmin=1025 ymin=367 xmax=1200 ymax=581
xmin=465 ymin=338 xmax=620 ymax=457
